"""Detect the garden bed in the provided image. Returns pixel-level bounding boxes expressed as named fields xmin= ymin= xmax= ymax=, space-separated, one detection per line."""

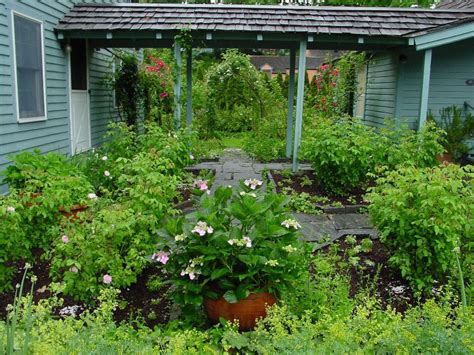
xmin=319 ymin=238 xmax=415 ymax=313
xmin=0 ymin=253 xmax=171 ymax=327
xmin=270 ymin=169 xmax=369 ymax=213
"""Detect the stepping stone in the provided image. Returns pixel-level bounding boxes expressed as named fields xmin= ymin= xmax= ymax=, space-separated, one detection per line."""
xmin=292 ymin=213 xmax=338 ymax=242
xmin=329 ymin=213 xmax=373 ymax=230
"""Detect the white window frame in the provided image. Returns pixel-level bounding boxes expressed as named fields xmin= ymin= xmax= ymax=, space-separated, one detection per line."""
xmin=11 ymin=11 xmax=48 ymax=123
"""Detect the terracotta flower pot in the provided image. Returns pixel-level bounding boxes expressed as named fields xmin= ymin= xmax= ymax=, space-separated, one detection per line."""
xmin=436 ymin=152 xmax=453 ymax=164
xmin=204 ymin=292 xmax=276 ymax=331
xmin=59 ymin=204 xmax=88 ymax=220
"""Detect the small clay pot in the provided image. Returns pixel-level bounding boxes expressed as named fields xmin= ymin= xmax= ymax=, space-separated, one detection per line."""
xmin=59 ymin=204 xmax=88 ymax=220
xmin=204 ymin=292 xmax=276 ymax=331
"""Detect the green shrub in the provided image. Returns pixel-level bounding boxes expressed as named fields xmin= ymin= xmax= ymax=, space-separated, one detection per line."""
xmin=376 ymin=120 xmax=445 ymax=169
xmin=367 ymin=164 xmax=473 ymax=295
xmin=115 ymin=150 xmax=180 ymax=216
xmin=48 ymin=204 xmax=158 ymax=302
xmin=2 ymin=149 xmax=81 ymax=191
xmin=301 ymin=117 xmax=378 ymax=195
xmin=301 ymin=118 xmax=444 ymax=196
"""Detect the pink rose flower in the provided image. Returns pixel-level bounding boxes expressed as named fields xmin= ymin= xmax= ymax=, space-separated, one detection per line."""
xmin=69 ymin=266 xmax=78 ymax=273
xmin=61 ymin=235 xmax=69 ymax=244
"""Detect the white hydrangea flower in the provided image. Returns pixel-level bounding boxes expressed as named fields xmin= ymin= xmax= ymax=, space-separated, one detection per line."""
xmin=6 ymin=206 xmax=15 ymax=213
xmin=282 ymin=244 xmax=297 ymax=253
xmin=265 ymin=259 xmax=279 ymax=267
xmin=88 ymin=193 xmax=98 ymax=200
xmin=192 ymin=221 xmax=213 ymax=236
xmin=104 ymin=170 xmax=111 ymax=177
xmin=175 ymin=234 xmax=186 ymax=242
xmin=281 ymin=219 xmax=301 ymax=230
xmin=244 ymin=178 xmax=263 ymax=190
xmin=101 ymin=156 xmax=108 ymax=161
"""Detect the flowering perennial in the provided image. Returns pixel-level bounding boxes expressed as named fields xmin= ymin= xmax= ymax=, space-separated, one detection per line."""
xmin=244 ymin=178 xmax=263 ymax=190
xmin=228 ymin=236 xmax=252 ymax=248
xmin=192 ymin=221 xmax=214 ymax=236
xmin=281 ymin=219 xmax=301 ymax=230
xmin=152 ymin=251 xmax=169 ymax=265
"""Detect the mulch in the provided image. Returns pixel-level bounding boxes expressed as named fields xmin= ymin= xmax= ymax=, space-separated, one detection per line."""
xmin=271 ymin=170 xmax=369 ymax=206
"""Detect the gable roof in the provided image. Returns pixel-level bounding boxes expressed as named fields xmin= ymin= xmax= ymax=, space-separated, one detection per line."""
xmin=437 ymin=0 xmax=474 ymax=9
xmin=56 ymin=4 xmax=474 ymax=38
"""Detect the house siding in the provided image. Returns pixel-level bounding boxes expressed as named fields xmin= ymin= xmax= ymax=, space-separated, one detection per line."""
xmin=428 ymin=39 xmax=474 ymax=118
xmin=0 ymin=0 xmax=122 ymax=193
xmin=380 ymin=38 xmax=474 ymax=128
xmin=363 ymin=52 xmax=398 ymax=128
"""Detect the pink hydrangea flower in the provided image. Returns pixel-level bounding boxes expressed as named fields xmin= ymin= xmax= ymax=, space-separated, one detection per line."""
xmin=194 ymin=180 xmax=208 ymax=191
xmin=152 ymin=251 xmax=169 ymax=265
xmin=103 ymin=274 xmax=112 ymax=284
xmin=244 ymin=178 xmax=263 ymax=190
xmin=61 ymin=235 xmax=69 ymax=244
xmin=192 ymin=221 xmax=213 ymax=236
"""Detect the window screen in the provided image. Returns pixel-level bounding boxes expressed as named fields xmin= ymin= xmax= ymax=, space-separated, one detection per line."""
xmin=71 ymin=39 xmax=87 ymax=90
xmin=14 ymin=14 xmax=45 ymax=120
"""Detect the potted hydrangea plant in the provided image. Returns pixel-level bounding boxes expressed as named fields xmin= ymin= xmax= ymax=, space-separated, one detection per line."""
xmin=153 ymin=179 xmax=305 ymax=330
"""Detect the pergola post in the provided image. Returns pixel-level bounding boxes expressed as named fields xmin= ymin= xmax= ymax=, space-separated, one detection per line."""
xmin=186 ymin=48 xmax=193 ymax=126
xmin=173 ymin=41 xmax=182 ymax=129
xmin=418 ymin=48 xmax=432 ymax=131
xmin=286 ymin=48 xmax=296 ymax=158
xmin=292 ymin=40 xmax=307 ymax=172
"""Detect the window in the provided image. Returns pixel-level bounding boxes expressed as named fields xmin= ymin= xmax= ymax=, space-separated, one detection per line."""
xmin=12 ymin=12 xmax=46 ymax=122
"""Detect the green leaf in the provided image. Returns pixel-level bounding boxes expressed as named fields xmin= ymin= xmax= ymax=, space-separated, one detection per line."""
xmin=223 ymin=290 xmax=238 ymax=304
xmin=211 ymin=268 xmax=230 ymax=280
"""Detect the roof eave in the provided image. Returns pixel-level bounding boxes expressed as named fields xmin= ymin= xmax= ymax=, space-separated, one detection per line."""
xmin=412 ymin=20 xmax=474 ymax=50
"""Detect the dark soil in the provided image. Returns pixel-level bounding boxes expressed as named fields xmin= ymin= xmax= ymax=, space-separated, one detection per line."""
xmin=113 ymin=267 xmax=171 ymax=328
xmin=0 ymin=252 xmax=171 ymax=327
xmin=320 ymin=238 xmax=415 ymax=313
xmin=271 ymin=170 xmax=369 ymax=206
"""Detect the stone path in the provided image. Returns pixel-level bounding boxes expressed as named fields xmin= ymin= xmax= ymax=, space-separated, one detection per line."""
xmin=187 ymin=149 xmax=378 ymax=244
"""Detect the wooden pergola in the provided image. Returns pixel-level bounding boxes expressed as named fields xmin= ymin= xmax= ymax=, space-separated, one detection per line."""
xmin=56 ymin=4 xmax=473 ymax=170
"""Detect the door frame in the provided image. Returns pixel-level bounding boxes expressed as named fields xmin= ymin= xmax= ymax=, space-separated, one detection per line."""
xmin=68 ymin=39 xmax=91 ymax=155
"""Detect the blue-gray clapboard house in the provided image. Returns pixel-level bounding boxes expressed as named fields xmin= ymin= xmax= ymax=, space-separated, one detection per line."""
xmin=356 ymin=0 xmax=474 ymax=156
xmin=0 ymin=0 xmax=127 ymax=193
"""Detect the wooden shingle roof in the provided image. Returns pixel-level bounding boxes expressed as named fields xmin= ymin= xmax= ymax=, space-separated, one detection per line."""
xmin=56 ymin=4 xmax=474 ymax=38
xmin=437 ymin=0 xmax=474 ymax=9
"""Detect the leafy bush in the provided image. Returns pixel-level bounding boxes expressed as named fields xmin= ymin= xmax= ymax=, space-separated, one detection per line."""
xmin=367 ymin=164 xmax=473 ymax=295
xmin=2 ymin=150 xmax=81 ymax=191
xmin=301 ymin=117 xmax=444 ymax=196
xmin=115 ymin=150 xmax=180 ymax=216
xmin=48 ymin=204 xmax=158 ymax=302
xmin=376 ymin=120 xmax=445 ymax=169
xmin=154 ymin=181 xmax=306 ymax=311
xmin=301 ymin=117 xmax=378 ymax=195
